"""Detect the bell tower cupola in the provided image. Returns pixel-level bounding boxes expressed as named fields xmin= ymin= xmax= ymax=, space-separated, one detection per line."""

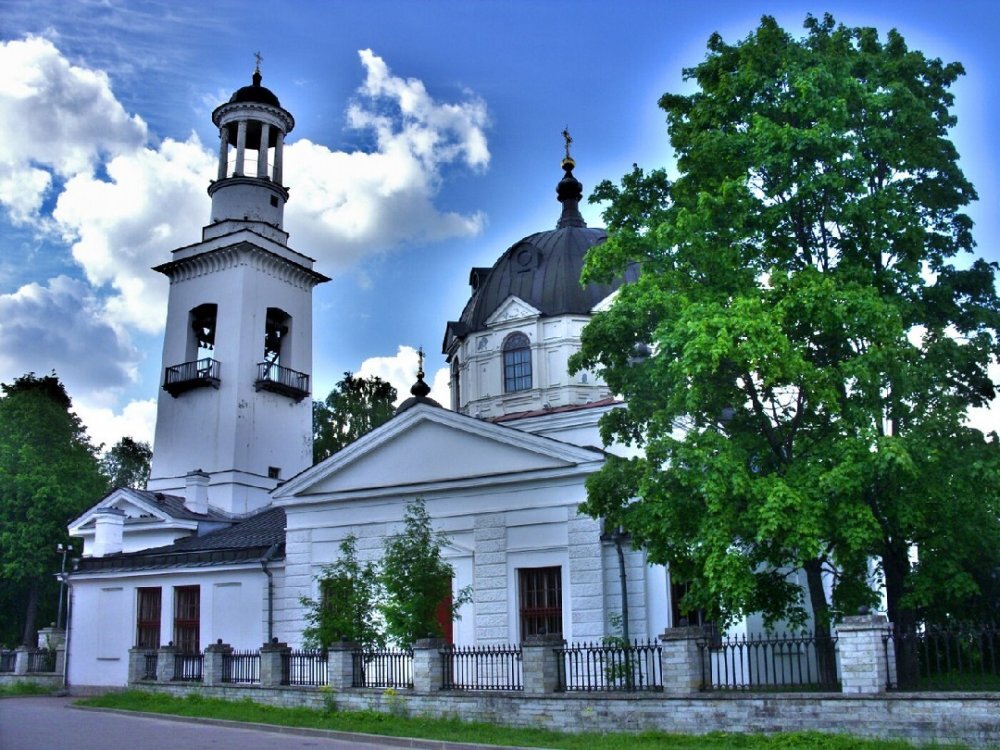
xmin=206 ymin=55 xmax=294 ymax=243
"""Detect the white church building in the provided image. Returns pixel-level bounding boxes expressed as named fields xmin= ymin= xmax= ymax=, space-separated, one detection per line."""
xmin=64 ymin=70 xmax=679 ymax=688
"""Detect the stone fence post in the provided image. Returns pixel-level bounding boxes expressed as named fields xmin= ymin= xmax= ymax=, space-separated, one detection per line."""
xmin=203 ymin=640 xmax=231 ymax=686
xmin=13 ymin=646 xmax=29 ymax=676
xmin=327 ymin=641 xmax=358 ymax=690
xmin=521 ymin=634 xmax=563 ymax=694
xmin=412 ymin=638 xmax=445 ymax=693
xmin=659 ymin=626 xmax=710 ymax=695
xmin=156 ymin=643 xmax=177 ymax=682
xmin=260 ymin=639 xmax=290 ymax=687
xmin=837 ymin=613 xmax=892 ymax=694
xmin=128 ymin=647 xmax=148 ymax=683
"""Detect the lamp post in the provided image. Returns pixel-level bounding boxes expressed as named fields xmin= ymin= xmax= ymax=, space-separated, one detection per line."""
xmin=56 ymin=543 xmax=72 ymax=631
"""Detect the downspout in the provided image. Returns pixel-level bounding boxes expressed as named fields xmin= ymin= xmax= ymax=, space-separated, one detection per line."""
xmin=259 ymin=543 xmax=280 ymax=643
xmin=61 ymin=579 xmax=73 ymax=694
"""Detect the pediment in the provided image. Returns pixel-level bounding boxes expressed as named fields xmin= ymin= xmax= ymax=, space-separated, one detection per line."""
xmin=485 ymin=296 xmax=541 ymax=328
xmin=274 ymin=405 xmax=603 ymax=503
xmin=68 ymin=488 xmax=190 ymax=533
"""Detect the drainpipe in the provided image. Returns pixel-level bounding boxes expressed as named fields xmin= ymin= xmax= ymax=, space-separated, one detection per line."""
xmin=61 ymin=579 xmax=73 ymax=694
xmin=613 ymin=533 xmax=631 ymax=644
xmin=259 ymin=543 xmax=280 ymax=643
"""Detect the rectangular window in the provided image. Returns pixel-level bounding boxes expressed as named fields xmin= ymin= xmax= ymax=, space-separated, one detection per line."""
xmin=173 ymin=586 xmax=200 ymax=654
xmin=519 ymin=566 xmax=562 ymax=638
xmin=136 ymin=587 xmax=161 ymax=649
xmin=670 ymin=579 xmax=720 ymax=645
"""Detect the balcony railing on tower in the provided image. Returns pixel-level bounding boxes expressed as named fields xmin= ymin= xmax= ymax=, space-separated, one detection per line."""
xmin=163 ymin=358 xmax=221 ymax=396
xmin=255 ymin=362 xmax=309 ymax=401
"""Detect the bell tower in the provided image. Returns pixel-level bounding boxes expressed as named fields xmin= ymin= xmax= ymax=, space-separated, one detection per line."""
xmin=147 ymin=63 xmax=329 ymax=515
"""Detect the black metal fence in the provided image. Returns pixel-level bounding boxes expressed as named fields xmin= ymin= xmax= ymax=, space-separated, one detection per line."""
xmin=282 ymin=650 xmax=328 ymax=686
xmin=351 ymin=648 xmax=413 ymax=688
xmin=699 ymin=631 xmax=839 ymax=691
xmin=557 ymin=640 xmax=663 ymax=692
xmin=441 ymin=644 xmax=523 ymax=690
xmin=222 ymin=649 xmax=260 ymax=684
xmin=885 ymin=624 xmax=1000 ymax=691
xmin=143 ymin=651 xmax=158 ymax=680
xmin=26 ymin=650 xmax=56 ymax=673
xmin=0 ymin=651 xmax=15 ymax=673
xmin=173 ymin=653 xmax=203 ymax=682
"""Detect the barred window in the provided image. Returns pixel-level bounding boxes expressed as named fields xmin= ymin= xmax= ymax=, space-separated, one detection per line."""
xmin=503 ymin=333 xmax=532 ymax=393
xmin=519 ymin=566 xmax=562 ymax=638
xmin=136 ymin=587 xmax=161 ymax=649
xmin=173 ymin=586 xmax=200 ymax=654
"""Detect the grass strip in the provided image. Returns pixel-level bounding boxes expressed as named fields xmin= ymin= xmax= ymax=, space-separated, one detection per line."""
xmin=75 ymin=689 xmax=929 ymax=750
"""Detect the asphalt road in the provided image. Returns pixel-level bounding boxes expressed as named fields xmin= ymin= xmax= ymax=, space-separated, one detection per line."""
xmin=0 ymin=696 xmax=502 ymax=750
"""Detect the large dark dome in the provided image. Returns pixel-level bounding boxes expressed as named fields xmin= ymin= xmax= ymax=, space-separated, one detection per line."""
xmin=446 ymin=158 xmax=637 ymax=345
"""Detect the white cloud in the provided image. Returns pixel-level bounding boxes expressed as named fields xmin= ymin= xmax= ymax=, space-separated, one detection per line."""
xmin=0 ymin=275 xmax=140 ymax=394
xmin=0 ymin=36 xmax=147 ymax=222
xmin=75 ymin=398 xmax=157 ymax=452
xmin=356 ymin=345 xmax=450 ymax=408
xmin=52 ymin=136 xmax=213 ymax=332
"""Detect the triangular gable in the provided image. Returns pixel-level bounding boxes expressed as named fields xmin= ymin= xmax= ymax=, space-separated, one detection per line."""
xmin=274 ymin=404 xmax=604 ymax=503
xmin=485 ymin=295 xmax=541 ymax=328
xmin=68 ymin=488 xmax=192 ymax=534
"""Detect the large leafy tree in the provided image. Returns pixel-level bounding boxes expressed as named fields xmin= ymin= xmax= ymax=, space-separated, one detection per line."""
xmin=313 ymin=373 xmax=397 ymax=462
xmin=101 ymin=436 xmax=152 ymax=490
xmin=0 ymin=374 xmax=107 ymax=645
xmin=572 ymin=14 xmax=1000 ymax=645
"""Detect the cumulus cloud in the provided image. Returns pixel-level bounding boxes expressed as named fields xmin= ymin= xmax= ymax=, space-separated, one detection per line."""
xmin=283 ymin=49 xmax=488 ymax=266
xmin=356 ymin=345 xmax=450 ymax=408
xmin=0 ymin=36 xmax=147 ymax=222
xmin=75 ymin=398 xmax=157 ymax=452
xmin=0 ymin=275 xmax=140 ymax=394
xmin=52 ymin=136 xmax=213 ymax=332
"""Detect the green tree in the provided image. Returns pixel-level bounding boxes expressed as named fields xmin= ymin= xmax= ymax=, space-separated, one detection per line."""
xmin=101 ymin=436 xmax=152 ymax=489
xmin=380 ymin=500 xmax=471 ymax=646
xmin=300 ymin=534 xmax=383 ymax=650
xmin=313 ymin=373 xmax=397 ymax=462
xmin=572 ymin=14 xmax=1000 ymax=650
xmin=0 ymin=373 xmax=107 ymax=645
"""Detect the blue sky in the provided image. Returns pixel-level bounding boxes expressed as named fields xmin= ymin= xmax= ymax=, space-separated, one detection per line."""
xmin=0 ymin=0 xmax=996 ymax=449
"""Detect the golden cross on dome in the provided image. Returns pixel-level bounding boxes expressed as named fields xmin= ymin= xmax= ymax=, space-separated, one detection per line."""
xmin=254 ymin=51 xmax=263 ymax=73
xmin=417 ymin=346 xmax=425 ymax=378
xmin=562 ymin=128 xmax=573 ymax=160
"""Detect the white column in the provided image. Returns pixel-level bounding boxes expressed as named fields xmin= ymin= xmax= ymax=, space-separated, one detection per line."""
xmin=235 ymin=120 xmax=247 ymax=176
xmin=257 ymin=122 xmax=270 ymax=178
xmin=272 ymin=130 xmax=285 ymax=185
xmin=217 ymin=125 xmax=229 ymax=180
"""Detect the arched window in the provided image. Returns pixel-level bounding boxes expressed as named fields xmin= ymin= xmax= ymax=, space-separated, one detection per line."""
xmin=450 ymin=357 xmax=461 ymax=411
xmin=503 ymin=332 xmax=532 ymax=393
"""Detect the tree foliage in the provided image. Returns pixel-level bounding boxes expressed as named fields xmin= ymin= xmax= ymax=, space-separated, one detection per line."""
xmin=313 ymin=373 xmax=397 ymax=462
xmin=0 ymin=373 xmax=107 ymax=644
xmin=572 ymin=14 xmax=1000 ymax=633
xmin=101 ymin=436 xmax=152 ymax=490
xmin=379 ymin=500 xmax=471 ymax=646
xmin=299 ymin=534 xmax=382 ymax=650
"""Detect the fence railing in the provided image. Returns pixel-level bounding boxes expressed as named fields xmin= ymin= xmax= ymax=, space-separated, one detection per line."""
xmin=222 ymin=649 xmax=260 ymax=684
xmin=351 ymin=648 xmax=413 ymax=688
xmin=282 ymin=650 xmax=328 ymax=686
xmin=699 ymin=631 xmax=839 ymax=691
xmin=26 ymin=650 xmax=56 ymax=673
xmin=441 ymin=644 xmax=523 ymax=691
xmin=557 ymin=640 xmax=663 ymax=692
xmin=143 ymin=651 xmax=158 ymax=680
xmin=173 ymin=653 xmax=203 ymax=682
xmin=885 ymin=624 xmax=1000 ymax=691
xmin=0 ymin=651 xmax=15 ymax=673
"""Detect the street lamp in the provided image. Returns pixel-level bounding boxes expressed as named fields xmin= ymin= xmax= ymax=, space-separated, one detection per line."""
xmin=56 ymin=543 xmax=72 ymax=631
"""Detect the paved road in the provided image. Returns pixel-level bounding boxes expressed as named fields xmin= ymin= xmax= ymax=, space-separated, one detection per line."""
xmin=0 ymin=696 xmax=483 ymax=750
